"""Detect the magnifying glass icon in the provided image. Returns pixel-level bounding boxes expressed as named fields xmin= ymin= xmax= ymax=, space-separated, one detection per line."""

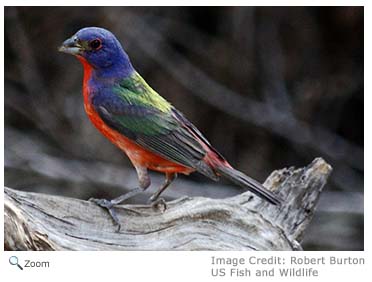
xmin=9 ymin=256 xmax=23 ymax=270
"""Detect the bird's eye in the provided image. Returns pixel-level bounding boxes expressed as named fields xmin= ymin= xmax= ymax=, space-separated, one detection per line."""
xmin=89 ymin=39 xmax=102 ymax=50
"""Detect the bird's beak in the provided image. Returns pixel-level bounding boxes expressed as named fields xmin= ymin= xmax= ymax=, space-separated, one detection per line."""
xmin=58 ymin=36 xmax=83 ymax=55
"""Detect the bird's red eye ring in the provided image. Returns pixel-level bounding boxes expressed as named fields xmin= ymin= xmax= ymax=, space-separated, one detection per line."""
xmin=89 ymin=39 xmax=102 ymax=50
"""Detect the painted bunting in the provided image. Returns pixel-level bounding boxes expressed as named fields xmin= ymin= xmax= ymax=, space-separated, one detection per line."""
xmin=59 ymin=27 xmax=281 ymax=228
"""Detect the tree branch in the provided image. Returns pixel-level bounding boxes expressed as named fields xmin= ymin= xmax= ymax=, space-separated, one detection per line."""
xmin=5 ymin=158 xmax=331 ymax=251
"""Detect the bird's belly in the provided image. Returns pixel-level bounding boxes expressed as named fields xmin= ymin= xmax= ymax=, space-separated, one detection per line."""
xmin=84 ymin=102 xmax=194 ymax=174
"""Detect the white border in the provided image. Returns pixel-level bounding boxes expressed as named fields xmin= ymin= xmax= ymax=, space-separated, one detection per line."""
xmin=1 ymin=1 xmax=369 ymax=281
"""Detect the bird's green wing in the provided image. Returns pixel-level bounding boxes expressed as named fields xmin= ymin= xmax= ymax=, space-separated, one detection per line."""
xmin=92 ymin=74 xmax=217 ymax=178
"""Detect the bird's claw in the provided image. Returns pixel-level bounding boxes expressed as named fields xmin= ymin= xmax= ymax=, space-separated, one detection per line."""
xmin=89 ymin=197 xmax=114 ymax=208
xmin=89 ymin=197 xmax=121 ymax=232
xmin=150 ymin=198 xmax=167 ymax=213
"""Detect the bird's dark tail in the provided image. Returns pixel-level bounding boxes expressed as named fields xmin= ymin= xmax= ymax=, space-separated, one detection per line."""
xmin=215 ymin=165 xmax=282 ymax=205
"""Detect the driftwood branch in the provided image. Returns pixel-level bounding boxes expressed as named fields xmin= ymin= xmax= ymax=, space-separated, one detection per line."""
xmin=4 ymin=158 xmax=331 ymax=251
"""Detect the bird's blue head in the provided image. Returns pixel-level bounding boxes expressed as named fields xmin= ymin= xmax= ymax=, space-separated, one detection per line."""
xmin=59 ymin=27 xmax=134 ymax=78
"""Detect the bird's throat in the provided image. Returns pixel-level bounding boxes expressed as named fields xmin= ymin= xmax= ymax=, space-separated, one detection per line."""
xmin=77 ymin=56 xmax=94 ymax=103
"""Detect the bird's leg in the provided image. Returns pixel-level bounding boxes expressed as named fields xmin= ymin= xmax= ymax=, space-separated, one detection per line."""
xmin=89 ymin=166 xmax=150 ymax=231
xmin=148 ymin=173 xmax=177 ymax=208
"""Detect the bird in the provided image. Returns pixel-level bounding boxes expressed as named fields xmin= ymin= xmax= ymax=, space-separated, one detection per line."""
xmin=59 ymin=27 xmax=281 ymax=229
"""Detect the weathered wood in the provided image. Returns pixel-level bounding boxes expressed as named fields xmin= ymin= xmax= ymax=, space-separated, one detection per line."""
xmin=4 ymin=158 xmax=331 ymax=251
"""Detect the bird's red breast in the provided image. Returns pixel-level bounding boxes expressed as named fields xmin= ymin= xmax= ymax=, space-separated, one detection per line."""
xmin=78 ymin=56 xmax=195 ymax=174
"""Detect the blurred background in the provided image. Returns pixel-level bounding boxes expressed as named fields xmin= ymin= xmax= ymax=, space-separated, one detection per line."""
xmin=4 ymin=6 xmax=363 ymax=250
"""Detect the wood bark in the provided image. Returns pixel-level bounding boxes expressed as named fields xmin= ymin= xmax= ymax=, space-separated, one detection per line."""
xmin=4 ymin=158 xmax=332 ymax=251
